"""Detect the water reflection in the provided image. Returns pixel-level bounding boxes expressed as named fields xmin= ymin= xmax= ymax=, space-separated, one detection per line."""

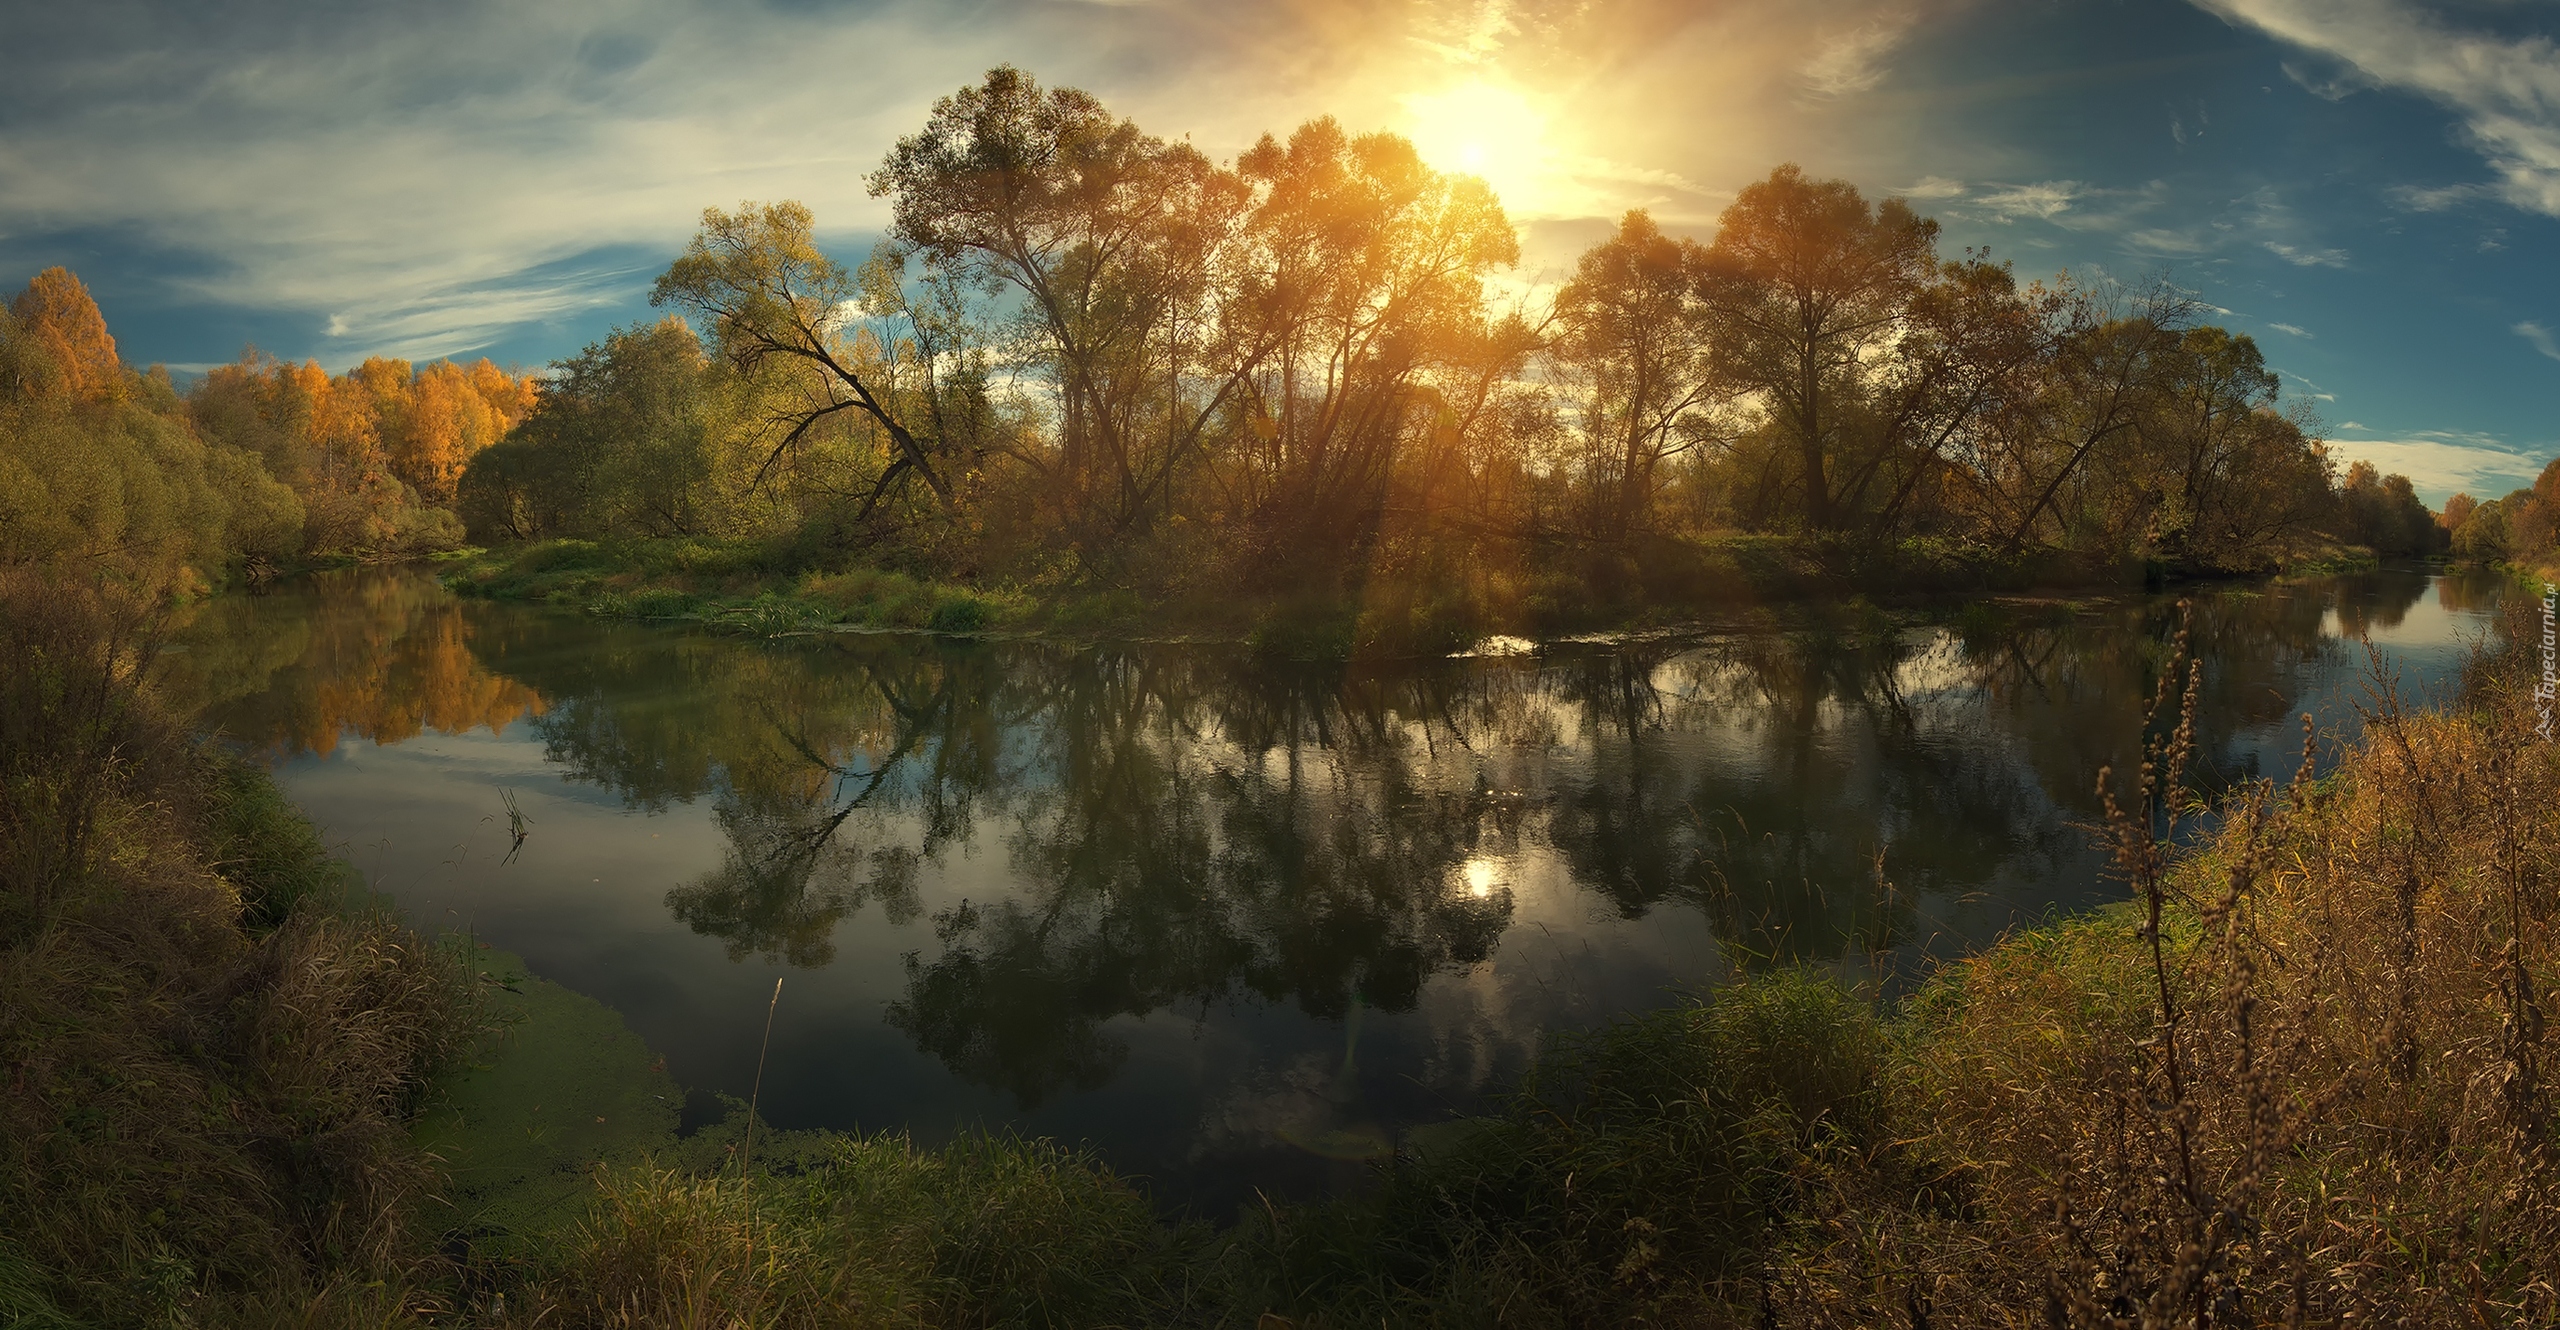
xmin=167 ymin=573 xmax=541 ymax=757
xmin=180 ymin=567 xmax=2503 ymax=1205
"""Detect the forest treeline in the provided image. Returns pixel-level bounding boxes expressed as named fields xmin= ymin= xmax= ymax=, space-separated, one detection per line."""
xmin=0 ymin=268 xmax=538 ymax=587
xmin=14 ymin=64 xmax=2558 ymax=609
xmin=452 ymin=67 xmax=2468 ymax=605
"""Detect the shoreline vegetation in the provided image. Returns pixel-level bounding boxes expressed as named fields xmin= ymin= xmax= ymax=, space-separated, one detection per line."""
xmin=432 ymin=531 xmax=2405 ymax=658
xmin=8 ymin=549 xmax=2560 ymax=1327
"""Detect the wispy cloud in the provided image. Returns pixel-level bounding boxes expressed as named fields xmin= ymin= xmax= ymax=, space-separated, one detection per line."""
xmin=2198 ymin=0 xmax=2560 ymax=217
xmin=1801 ymin=9 xmax=1919 ymax=96
xmin=1975 ymin=180 xmax=2081 ymax=222
xmin=2263 ymin=240 xmax=2348 ymax=267
xmin=2268 ymin=321 xmax=2313 ymax=337
xmin=2517 ymin=320 xmax=2560 ymax=362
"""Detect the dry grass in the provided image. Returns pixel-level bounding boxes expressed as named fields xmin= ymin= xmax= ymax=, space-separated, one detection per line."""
xmin=1767 ymin=593 xmax=2560 ymax=1326
xmin=0 ymin=571 xmax=480 ymax=1326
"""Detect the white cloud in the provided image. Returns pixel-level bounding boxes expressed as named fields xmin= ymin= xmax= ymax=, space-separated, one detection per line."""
xmin=2125 ymin=226 xmax=2216 ymax=254
xmin=2263 ymin=240 xmax=2349 ymax=266
xmin=2517 ymin=320 xmax=2560 ymax=362
xmin=2388 ymin=180 xmax=2496 ymax=211
xmin=2198 ymin=0 xmax=2560 ymax=217
xmin=2324 ymin=432 xmax=2551 ymax=504
xmin=1974 ymin=180 xmax=2081 ymax=222
xmin=2268 ymin=321 xmax=2313 ymax=337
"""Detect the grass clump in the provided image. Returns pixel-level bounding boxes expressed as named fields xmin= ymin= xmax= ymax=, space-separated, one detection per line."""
xmin=527 ymin=1131 xmax=1204 ymax=1329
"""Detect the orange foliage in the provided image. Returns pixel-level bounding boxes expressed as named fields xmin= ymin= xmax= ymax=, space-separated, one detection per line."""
xmin=260 ymin=600 xmax=544 ymax=758
xmin=194 ymin=349 xmax=541 ymax=506
xmin=301 ymin=613 xmax=542 ymax=755
xmin=9 ymin=267 xmax=122 ymax=402
xmin=401 ymin=361 xmax=510 ymax=504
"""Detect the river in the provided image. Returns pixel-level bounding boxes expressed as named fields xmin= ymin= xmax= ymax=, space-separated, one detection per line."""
xmin=162 ymin=565 xmax=2510 ymax=1217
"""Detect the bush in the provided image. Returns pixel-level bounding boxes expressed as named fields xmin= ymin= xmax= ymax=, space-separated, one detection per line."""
xmin=537 ymin=1131 xmax=1204 ymax=1329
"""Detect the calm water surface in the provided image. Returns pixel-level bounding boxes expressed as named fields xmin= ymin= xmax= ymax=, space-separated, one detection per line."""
xmin=165 ymin=567 xmax=2509 ymax=1216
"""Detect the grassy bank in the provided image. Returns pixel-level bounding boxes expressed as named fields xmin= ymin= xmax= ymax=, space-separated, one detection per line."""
xmin=439 ymin=532 xmax=2384 ymax=657
xmin=7 ymin=573 xmax=2553 ymax=1327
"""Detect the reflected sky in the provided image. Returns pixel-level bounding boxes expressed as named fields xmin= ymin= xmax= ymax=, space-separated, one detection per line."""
xmin=172 ymin=566 xmax=2511 ymax=1217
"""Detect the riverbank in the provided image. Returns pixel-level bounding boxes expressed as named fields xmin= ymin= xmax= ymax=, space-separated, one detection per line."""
xmin=6 ymin=572 xmax=2550 ymax=1326
xmin=438 ymin=532 xmax=2387 ymax=657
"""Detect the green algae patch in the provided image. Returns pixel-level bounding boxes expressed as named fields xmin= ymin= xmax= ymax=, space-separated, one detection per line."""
xmin=412 ymin=948 xmax=681 ymax=1256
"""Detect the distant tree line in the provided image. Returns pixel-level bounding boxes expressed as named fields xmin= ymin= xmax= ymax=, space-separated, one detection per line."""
xmin=457 ymin=67 xmax=2450 ymax=597
xmin=2438 ymin=463 xmax=2560 ymax=567
xmin=0 ymin=267 xmax=539 ymax=585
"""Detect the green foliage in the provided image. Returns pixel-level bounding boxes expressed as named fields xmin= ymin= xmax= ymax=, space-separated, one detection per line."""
xmin=200 ymin=750 xmax=352 ymax=930
xmin=0 ymin=324 xmax=301 ymax=584
xmin=537 ymin=1131 xmax=1202 ymax=1330
xmin=410 ymin=949 xmax=684 ymax=1258
xmin=456 ymin=319 xmax=734 ymax=544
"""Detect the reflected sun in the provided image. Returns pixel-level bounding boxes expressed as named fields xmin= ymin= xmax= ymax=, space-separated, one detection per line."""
xmin=1401 ymin=79 xmax=1553 ymax=215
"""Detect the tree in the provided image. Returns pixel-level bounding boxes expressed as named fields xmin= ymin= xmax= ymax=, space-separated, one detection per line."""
xmin=652 ymin=201 xmax=955 ymax=514
xmin=1697 ymin=165 xmax=1940 ymax=531
xmin=1831 ymin=252 xmax=2059 ymax=538
xmin=6 ymin=268 xmax=121 ymax=403
xmin=456 ymin=319 xmax=725 ymax=541
xmin=1221 ymin=117 xmax=1521 ymax=558
xmin=1979 ymin=283 xmax=2193 ymax=550
xmin=1550 ymin=210 xmax=1717 ymax=538
xmin=870 ymin=65 xmax=1256 ymax=540
xmin=0 ymin=273 xmax=301 ymax=579
xmin=2337 ymin=460 xmax=2442 ymax=558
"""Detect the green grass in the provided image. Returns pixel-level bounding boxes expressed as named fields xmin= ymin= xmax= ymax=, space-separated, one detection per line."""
xmin=441 ymin=531 xmax=2198 ymax=663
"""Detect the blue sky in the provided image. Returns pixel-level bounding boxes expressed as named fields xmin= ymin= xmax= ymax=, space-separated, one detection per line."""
xmin=4 ymin=0 xmax=2556 ymax=504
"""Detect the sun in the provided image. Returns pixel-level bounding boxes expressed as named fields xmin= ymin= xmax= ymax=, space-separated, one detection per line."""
xmin=1400 ymin=79 xmax=1553 ymax=214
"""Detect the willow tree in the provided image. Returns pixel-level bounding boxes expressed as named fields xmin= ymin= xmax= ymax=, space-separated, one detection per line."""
xmin=1697 ymin=166 xmax=1940 ymax=531
xmin=652 ymin=201 xmax=957 ymax=515
xmin=869 ymin=65 xmax=1259 ymax=541
xmin=1221 ymin=117 xmax=1523 ymax=562
xmin=1550 ymin=210 xmax=1718 ymax=539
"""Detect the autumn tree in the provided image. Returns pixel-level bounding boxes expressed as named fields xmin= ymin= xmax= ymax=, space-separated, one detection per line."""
xmin=2337 ymin=460 xmax=2442 ymax=557
xmin=870 ymin=65 xmax=1258 ymax=542
xmin=0 ymin=270 xmax=300 ymax=580
xmin=1829 ymin=252 xmax=2062 ymax=538
xmin=1549 ymin=210 xmax=1718 ymax=538
xmin=187 ymin=350 xmax=518 ymax=555
xmin=1220 ymin=117 xmax=1524 ymax=561
xmin=1697 ymin=165 xmax=1941 ymax=531
xmin=5 ymin=268 xmax=122 ymax=403
xmin=653 ymin=202 xmax=959 ymax=519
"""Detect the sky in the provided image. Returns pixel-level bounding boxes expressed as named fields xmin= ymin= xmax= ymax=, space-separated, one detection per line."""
xmin=4 ymin=0 xmax=2558 ymax=505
